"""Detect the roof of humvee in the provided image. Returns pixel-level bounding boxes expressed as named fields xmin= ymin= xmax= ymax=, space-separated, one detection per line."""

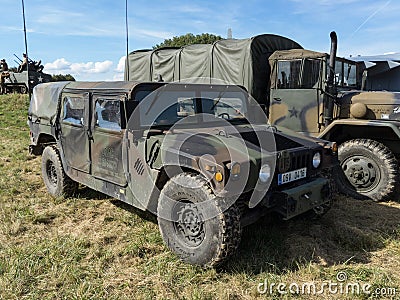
xmin=63 ymin=81 xmax=145 ymax=92
xmin=28 ymin=81 xmax=156 ymax=123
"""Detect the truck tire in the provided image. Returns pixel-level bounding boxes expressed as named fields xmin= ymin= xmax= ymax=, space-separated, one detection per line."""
xmin=41 ymin=145 xmax=78 ymax=197
xmin=20 ymin=85 xmax=28 ymax=94
xmin=337 ymin=139 xmax=399 ymax=201
xmin=157 ymin=173 xmax=242 ymax=267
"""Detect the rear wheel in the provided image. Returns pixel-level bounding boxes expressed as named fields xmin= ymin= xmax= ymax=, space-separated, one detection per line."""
xmin=41 ymin=145 xmax=78 ymax=197
xmin=20 ymin=84 xmax=28 ymax=94
xmin=157 ymin=173 xmax=242 ymax=267
xmin=337 ymin=139 xmax=399 ymax=201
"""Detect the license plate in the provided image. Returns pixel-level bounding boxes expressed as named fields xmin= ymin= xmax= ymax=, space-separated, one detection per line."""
xmin=278 ymin=167 xmax=307 ymax=185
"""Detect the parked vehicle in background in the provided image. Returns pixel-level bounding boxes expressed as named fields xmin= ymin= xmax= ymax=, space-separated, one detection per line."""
xmin=0 ymin=55 xmax=51 ymax=94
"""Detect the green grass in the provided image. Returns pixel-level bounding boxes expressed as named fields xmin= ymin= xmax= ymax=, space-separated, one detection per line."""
xmin=0 ymin=94 xmax=399 ymax=299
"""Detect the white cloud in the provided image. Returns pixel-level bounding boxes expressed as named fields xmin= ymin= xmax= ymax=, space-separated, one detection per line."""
xmin=133 ymin=29 xmax=174 ymax=40
xmin=44 ymin=58 xmax=113 ymax=75
xmin=116 ymin=56 xmax=126 ymax=73
xmin=113 ymin=73 xmax=124 ymax=81
xmin=44 ymin=58 xmax=71 ymax=73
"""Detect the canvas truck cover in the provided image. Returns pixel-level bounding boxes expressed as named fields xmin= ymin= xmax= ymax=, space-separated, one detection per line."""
xmin=28 ymin=81 xmax=70 ymax=124
xmin=125 ymin=34 xmax=302 ymax=104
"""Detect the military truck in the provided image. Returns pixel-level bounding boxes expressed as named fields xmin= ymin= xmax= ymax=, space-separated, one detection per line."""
xmin=0 ymin=70 xmax=52 ymax=94
xmin=28 ymin=81 xmax=337 ymax=267
xmin=125 ymin=32 xmax=400 ymax=201
xmin=1 ymin=56 xmax=52 ymax=94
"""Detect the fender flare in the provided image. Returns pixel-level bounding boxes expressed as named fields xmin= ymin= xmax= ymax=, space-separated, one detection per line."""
xmin=318 ymin=119 xmax=400 ymax=144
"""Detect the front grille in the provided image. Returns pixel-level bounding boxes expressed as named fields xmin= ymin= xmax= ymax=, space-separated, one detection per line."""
xmin=290 ymin=152 xmax=310 ymax=170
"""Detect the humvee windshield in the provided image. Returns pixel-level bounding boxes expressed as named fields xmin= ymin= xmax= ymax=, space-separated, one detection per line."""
xmin=134 ymin=87 xmax=248 ymax=127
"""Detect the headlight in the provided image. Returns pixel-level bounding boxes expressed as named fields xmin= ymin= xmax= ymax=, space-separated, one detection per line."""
xmin=312 ymin=152 xmax=321 ymax=168
xmin=259 ymin=164 xmax=271 ymax=183
xmin=331 ymin=142 xmax=338 ymax=154
xmin=230 ymin=162 xmax=241 ymax=179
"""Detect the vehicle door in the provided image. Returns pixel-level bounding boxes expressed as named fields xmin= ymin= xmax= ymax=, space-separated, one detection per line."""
xmin=60 ymin=92 xmax=91 ymax=173
xmin=269 ymin=58 xmax=323 ymax=135
xmin=90 ymin=94 xmax=127 ymax=186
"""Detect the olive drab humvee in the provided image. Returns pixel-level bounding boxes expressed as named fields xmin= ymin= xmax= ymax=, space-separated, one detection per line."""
xmin=125 ymin=32 xmax=400 ymax=201
xmin=28 ymin=81 xmax=337 ymax=267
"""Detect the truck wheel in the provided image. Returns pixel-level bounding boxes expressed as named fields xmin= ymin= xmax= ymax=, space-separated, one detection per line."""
xmin=337 ymin=139 xmax=399 ymax=201
xmin=157 ymin=173 xmax=242 ymax=267
xmin=41 ymin=145 xmax=78 ymax=197
xmin=20 ymin=85 xmax=28 ymax=94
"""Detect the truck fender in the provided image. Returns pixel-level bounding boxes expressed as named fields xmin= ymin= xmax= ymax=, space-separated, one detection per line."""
xmin=318 ymin=119 xmax=400 ymax=145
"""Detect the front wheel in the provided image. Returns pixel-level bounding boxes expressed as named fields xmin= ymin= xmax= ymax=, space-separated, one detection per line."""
xmin=41 ymin=145 xmax=78 ymax=197
xmin=337 ymin=139 xmax=399 ymax=201
xmin=157 ymin=173 xmax=242 ymax=267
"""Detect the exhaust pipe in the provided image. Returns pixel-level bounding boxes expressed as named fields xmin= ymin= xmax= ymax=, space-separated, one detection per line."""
xmin=324 ymin=31 xmax=338 ymax=126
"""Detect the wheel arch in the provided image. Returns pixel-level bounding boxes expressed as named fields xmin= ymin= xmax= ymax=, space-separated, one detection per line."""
xmin=30 ymin=133 xmax=57 ymax=155
xmin=319 ymin=120 xmax=400 ymax=155
xmin=146 ymin=165 xmax=202 ymax=214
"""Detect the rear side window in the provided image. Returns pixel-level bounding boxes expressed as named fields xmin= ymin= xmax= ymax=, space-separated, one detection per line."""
xmin=95 ymin=99 xmax=121 ymax=131
xmin=63 ymin=96 xmax=84 ymax=125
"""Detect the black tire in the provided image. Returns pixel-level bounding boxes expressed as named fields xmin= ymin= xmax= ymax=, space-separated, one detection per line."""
xmin=41 ymin=145 xmax=78 ymax=197
xmin=336 ymin=139 xmax=399 ymax=201
xmin=20 ymin=85 xmax=27 ymax=94
xmin=157 ymin=173 xmax=242 ymax=267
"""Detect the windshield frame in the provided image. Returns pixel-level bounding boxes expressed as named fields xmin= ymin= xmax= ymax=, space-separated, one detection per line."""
xmin=130 ymin=83 xmax=250 ymax=129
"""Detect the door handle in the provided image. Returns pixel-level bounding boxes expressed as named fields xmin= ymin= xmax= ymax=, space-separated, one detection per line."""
xmin=273 ymin=97 xmax=282 ymax=102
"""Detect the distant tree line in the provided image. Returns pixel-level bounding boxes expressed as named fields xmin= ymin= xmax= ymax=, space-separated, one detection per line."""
xmin=51 ymin=74 xmax=76 ymax=81
xmin=153 ymin=33 xmax=223 ymax=49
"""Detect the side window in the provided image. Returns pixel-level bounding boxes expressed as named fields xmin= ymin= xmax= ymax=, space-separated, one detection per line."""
xmin=343 ymin=62 xmax=357 ymax=86
xmin=334 ymin=61 xmax=344 ymax=86
xmin=277 ymin=60 xmax=301 ymax=89
xmin=63 ymin=96 xmax=84 ymax=125
xmin=302 ymin=59 xmax=321 ymax=88
xmin=95 ymin=99 xmax=121 ymax=131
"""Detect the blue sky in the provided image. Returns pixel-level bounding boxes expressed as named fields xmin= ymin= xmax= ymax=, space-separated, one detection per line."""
xmin=1 ymin=0 xmax=398 ymax=81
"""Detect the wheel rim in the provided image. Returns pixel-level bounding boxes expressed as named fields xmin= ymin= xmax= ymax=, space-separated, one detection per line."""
xmin=173 ymin=201 xmax=205 ymax=247
xmin=341 ymin=155 xmax=381 ymax=193
xmin=46 ymin=160 xmax=58 ymax=186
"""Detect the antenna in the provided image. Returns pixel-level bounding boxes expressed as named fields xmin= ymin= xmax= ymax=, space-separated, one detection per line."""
xmin=21 ymin=0 xmax=30 ymax=95
xmin=125 ymin=0 xmax=130 ymax=81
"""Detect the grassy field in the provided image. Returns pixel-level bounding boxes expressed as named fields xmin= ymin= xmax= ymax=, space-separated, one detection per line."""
xmin=0 ymin=93 xmax=399 ymax=299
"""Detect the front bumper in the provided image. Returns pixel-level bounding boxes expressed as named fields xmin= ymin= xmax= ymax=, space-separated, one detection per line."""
xmin=270 ymin=177 xmax=330 ymax=220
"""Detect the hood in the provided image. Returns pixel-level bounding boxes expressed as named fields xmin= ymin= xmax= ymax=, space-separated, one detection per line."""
xmin=156 ymin=122 xmax=321 ymax=169
xmin=340 ymin=91 xmax=400 ymax=120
